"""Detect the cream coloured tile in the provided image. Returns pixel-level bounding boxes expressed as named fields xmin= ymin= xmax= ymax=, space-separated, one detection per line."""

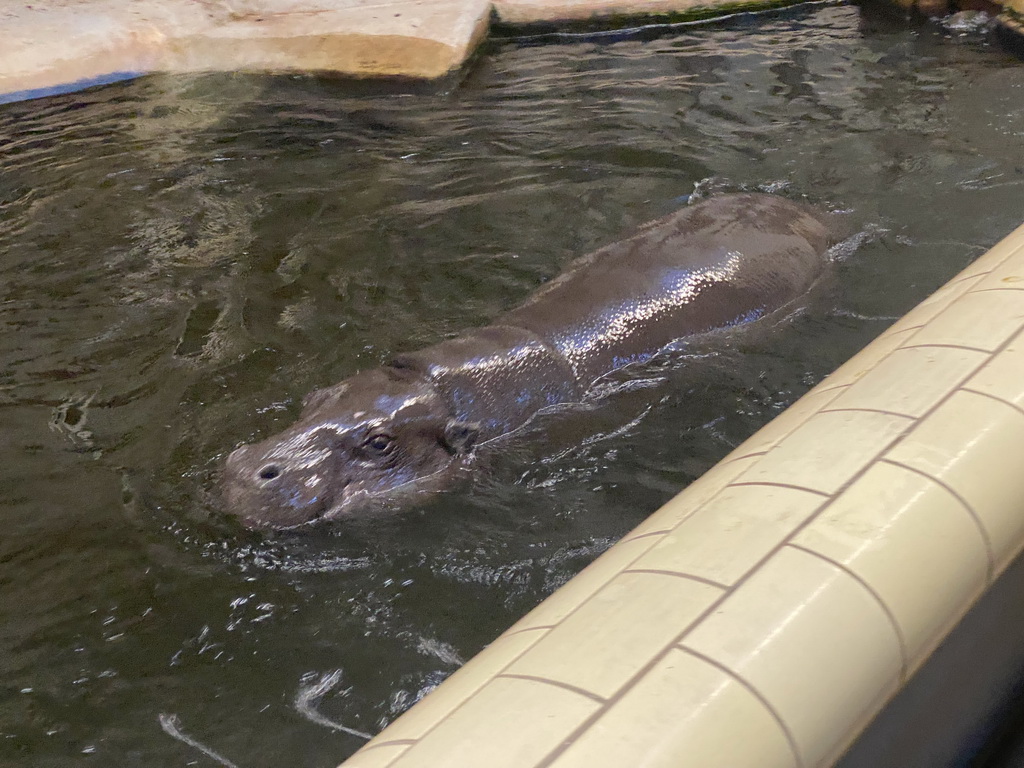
xmin=549 ymin=647 xmax=797 ymax=768
xmin=972 ymin=272 xmax=1024 ymax=294
xmin=946 ymin=260 xmax=995 ymax=285
xmin=886 ymin=390 xmax=1024 ymax=571
xmin=964 ymin=326 xmax=1024 ymax=408
xmin=341 ymin=742 xmax=411 ymax=768
xmin=738 ymin=410 xmax=912 ymax=495
xmin=826 ymin=345 xmax=986 ymax=418
xmin=682 ymin=547 xmax=903 ymax=768
xmin=899 ymin=289 xmax=1024 ymax=352
xmin=809 ymin=326 xmax=915 ymax=396
xmin=623 ymin=453 xmax=760 ymax=538
xmin=724 ymin=386 xmax=848 ymax=460
xmin=976 ymin=223 xmax=1024 ymax=262
xmin=507 ymin=536 xmax=660 ymax=633
xmin=630 ymin=484 xmax=824 ymax=586
xmin=793 ymin=462 xmax=989 ymax=665
xmin=507 ymin=572 xmax=722 ymax=699
xmin=370 ymin=629 xmax=545 ymax=743
xmin=389 ymin=676 xmax=600 ymax=768
xmin=964 ymin=228 xmax=1024 ymax=290
xmin=886 ymin=273 xmax=984 ymax=333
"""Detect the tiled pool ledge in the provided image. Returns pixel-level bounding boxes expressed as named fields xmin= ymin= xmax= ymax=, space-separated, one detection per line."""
xmin=4 ymin=0 xmax=1022 ymax=103
xmin=336 ymin=221 xmax=1024 ymax=767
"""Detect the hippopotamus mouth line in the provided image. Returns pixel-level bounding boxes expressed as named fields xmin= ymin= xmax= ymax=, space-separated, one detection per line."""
xmin=315 ymin=462 xmax=470 ymax=525
xmin=306 ymin=477 xmax=356 ymax=525
xmin=237 ymin=478 xmax=345 ymax=531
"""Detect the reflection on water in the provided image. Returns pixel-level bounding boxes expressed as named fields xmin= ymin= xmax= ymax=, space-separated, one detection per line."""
xmin=1 ymin=4 xmax=1022 ymax=765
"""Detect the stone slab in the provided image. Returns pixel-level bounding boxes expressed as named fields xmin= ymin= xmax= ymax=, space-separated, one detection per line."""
xmin=3 ymin=0 xmax=1024 ymax=104
xmin=0 ymin=0 xmax=493 ymax=100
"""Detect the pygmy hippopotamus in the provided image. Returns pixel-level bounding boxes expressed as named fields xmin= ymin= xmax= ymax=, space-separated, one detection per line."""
xmin=224 ymin=193 xmax=834 ymax=528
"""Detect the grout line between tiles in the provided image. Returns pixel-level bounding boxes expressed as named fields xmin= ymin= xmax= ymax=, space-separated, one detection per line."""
xmin=893 ymin=268 xmax=1022 ymax=351
xmin=946 ymin=270 xmax=993 ymax=285
xmin=504 ymin=624 xmax=556 ymax=637
xmin=887 ymin=323 xmax=924 ymax=333
xmin=674 ymin=644 xmax=805 ymax=768
xmin=497 ymin=673 xmax=608 ymax=704
xmin=728 ymin=480 xmax=832 ymax=498
xmin=966 ymin=285 xmax=1024 ymax=294
xmin=621 ymin=529 xmax=671 ymax=542
xmin=817 ymin=406 xmax=917 ymax=420
xmin=785 ymin=541 xmax=910 ymax=681
xmin=962 ymin=386 xmax=1024 ymax=422
xmin=897 ymin=342 xmax=993 ymax=354
xmin=809 ymin=382 xmax=853 ymax=395
xmin=721 ymin=449 xmax=767 ymax=463
xmin=622 ymin=568 xmax=729 ymax=590
xmin=879 ymin=457 xmax=995 ymax=584
xmin=355 ymin=738 xmax=416 ymax=754
xmin=376 ymin=622 xmax=552 ymax=754
xmin=961 ymin=239 xmax=1024 ymax=272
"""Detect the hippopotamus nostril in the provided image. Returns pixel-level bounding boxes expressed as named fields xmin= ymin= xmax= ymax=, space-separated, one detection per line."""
xmin=257 ymin=464 xmax=282 ymax=482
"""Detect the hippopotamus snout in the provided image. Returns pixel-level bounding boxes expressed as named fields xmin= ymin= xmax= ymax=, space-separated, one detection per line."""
xmin=224 ymin=440 xmax=337 ymax=528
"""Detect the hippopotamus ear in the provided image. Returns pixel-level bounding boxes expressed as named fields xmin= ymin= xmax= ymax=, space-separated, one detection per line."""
xmin=442 ymin=420 xmax=479 ymax=455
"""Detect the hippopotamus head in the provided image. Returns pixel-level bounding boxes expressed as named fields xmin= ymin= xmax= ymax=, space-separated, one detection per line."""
xmin=223 ymin=366 xmax=479 ymax=529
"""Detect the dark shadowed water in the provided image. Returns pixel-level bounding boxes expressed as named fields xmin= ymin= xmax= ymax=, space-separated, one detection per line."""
xmin=1 ymin=3 xmax=1022 ymax=765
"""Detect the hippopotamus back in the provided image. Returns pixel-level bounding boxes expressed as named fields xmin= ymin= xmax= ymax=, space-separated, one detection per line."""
xmin=501 ymin=193 xmax=831 ymax=386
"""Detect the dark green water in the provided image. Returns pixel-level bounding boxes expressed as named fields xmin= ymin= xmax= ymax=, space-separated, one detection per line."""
xmin=1 ymin=3 xmax=1022 ymax=765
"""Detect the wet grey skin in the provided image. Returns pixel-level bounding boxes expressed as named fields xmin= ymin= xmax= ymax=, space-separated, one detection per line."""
xmin=223 ymin=193 xmax=834 ymax=529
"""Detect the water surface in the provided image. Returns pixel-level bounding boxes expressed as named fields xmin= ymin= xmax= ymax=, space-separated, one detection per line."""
xmin=1 ymin=4 xmax=1022 ymax=765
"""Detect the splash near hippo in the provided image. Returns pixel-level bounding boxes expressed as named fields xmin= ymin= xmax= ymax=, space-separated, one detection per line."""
xmin=224 ymin=193 xmax=834 ymax=528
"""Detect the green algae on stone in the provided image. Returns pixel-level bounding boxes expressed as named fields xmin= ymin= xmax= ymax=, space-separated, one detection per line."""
xmin=490 ymin=0 xmax=822 ymax=37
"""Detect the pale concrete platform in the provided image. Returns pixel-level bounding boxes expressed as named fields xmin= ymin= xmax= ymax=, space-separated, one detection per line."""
xmin=4 ymin=0 xmax=1022 ymax=102
xmin=0 ymin=0 xmax=494 ymax=100
xmin=0 ymin=0 xmax=796 ymax=102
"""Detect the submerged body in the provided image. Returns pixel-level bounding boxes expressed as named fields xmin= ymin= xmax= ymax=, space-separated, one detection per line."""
xmin=224 ymin=193 xmax=834 ymax=528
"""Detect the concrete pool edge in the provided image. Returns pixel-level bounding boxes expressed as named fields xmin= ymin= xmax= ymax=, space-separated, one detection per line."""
xmin=0 ymin=0 xmax=809 ymax=103
xmin=0 ymin=1 xmax=497 ymax=100
xmin=335 ymin=222 xmax=1024 ymax=768
xmin=11 ymin=0 xmax=1024 ymax=105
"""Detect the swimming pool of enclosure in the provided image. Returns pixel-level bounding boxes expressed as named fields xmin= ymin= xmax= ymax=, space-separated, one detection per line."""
xmin=1 ymin=3 xmax=1023 ymax=765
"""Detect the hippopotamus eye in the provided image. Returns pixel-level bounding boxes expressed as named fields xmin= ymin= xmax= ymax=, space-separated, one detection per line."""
xmin=362 ymin=432 xmax=395 ymax=456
